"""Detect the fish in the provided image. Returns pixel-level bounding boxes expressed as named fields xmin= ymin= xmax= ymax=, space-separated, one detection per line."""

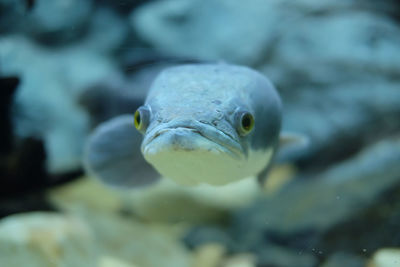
xmin=84 ymin=63 xmax=304 ymax=188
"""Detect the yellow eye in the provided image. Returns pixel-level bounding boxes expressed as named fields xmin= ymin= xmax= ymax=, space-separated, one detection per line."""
xmin=134 ymin=109 xmax=142 ymax=130
xmin=236 ymin=110 xmax=255 ymax=136
xmin=134 ymin=106 xmax=150 ymax=133
xmin=241 ymin=113 xmax=254 ymax=132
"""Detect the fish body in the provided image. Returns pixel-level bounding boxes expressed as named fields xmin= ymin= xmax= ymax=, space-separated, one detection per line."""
xmin=140 ymin=64 xmax=281 ymax=185
xmin=84 ymin=63 xmax=293 ymax=188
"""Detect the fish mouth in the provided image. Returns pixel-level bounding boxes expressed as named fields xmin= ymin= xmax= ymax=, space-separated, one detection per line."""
xmin=141 ymin=121 xmax=245 ymax=159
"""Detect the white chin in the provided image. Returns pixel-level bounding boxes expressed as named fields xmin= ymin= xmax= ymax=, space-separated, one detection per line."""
xmin=142 ymin=130 xmax=246 ymax=185
xmin=142 ymin=129 xmax=274 ymax=186
xmin=144 ymin=147 xmax=247 ymax=186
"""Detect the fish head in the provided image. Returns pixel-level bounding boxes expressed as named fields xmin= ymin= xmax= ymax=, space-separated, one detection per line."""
xmin=135 ymin=64 xmax=282 ymax=186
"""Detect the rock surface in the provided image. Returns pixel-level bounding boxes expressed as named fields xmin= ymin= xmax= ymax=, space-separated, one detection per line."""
xmin=24 ymin=0 xmax=93 ymax=44
xmin=0 ymin=212 xmax=97 ymax=267
xmin=83 ymin=211 xmax=192 ymax=267
xmin=131 ymin=0 xmax=400 ymax=66
xmin=231 ymin=137 xmax=400 ymax=245
xmin=0 ymin=36 xmax=117 ymax=173
xmin=0 ymin=211 xmax=192 ymax=267
xmin=49 ymin=175 xmax=263 ymax=223
xmin=321 ymin=252 xmax=365 ymax=267
xmin=256 ymin=245 xmax=317 ymax=267
xmin=280 ymin=81 xmax=400 ymax=167
xmin=0 ymin=0 xmax=28 ymax=32
xmin=369 ymin=248 xmax=400 ymax=267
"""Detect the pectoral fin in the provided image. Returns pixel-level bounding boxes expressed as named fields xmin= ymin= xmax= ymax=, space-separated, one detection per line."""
xmin=279 ymin=132 xmax=309 ymax=149
xmin=83 ymin=115 xmax=160 ymax=188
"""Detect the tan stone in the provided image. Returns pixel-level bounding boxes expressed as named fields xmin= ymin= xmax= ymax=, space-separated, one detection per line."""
xmin=368 ymin=248 xmax=400 ymax=267
xmin=221 ymin=253 xmax=256 ymax=267
xmin=192 ymin=243 xmax=226 ymax=267
xmin=0 ymin=212 xmax=96 ymax=267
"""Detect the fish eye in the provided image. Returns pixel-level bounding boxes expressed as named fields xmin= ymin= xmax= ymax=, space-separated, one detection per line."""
xmin=134 ymin=106 xmax=150 ymax=133
xmin=235 ymin=110 xmax=255 ymax=136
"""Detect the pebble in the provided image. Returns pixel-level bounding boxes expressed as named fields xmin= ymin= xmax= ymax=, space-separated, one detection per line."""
xmin=369 ymin=248 xmax=400 ymax=267
xmin=0 ymin=212 xmax=96 ymax=267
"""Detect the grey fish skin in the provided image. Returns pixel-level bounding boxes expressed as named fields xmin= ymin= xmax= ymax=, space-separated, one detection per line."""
xmin=144 ymin=64 xmax=282 ymax=150
xmin=84 ymin=63 xmax=285 ymax=188
xmin=140 ymin=64 xmax=282 ymax=186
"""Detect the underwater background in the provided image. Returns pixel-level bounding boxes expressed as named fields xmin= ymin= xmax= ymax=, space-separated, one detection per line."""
xmin=1 ymin=0 xmax=400 ymax=266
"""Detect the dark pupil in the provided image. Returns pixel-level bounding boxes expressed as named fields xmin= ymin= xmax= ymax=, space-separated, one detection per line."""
xmin=136 ymin=112 xmax=141 ymax=125
xmin=242 ymin=114 xmax=251 ymax=130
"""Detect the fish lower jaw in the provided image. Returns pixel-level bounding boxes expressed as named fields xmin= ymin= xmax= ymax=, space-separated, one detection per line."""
xmin=143 ymin=148 xmax=248 ymax=186
xmin=143 ymin=145 xmax=275 ymax=186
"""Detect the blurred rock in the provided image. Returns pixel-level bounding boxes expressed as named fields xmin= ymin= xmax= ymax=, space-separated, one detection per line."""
xmin=0 ymin=0 xmax=28 ymax=33
xmin=192 ymin=243 xmax=226 ymax=267
xmin=229 ymin=137 xmax=400 ymax=260
xmin=24 ymin=0 xmax=93 ymax=44
xmin=81 ymin=7 xmax=129 ymax=53
xmin=4 ymin=1 xmax=129 ymax=50
xmin=271 ymin=12 xmax=400 ymax=167
xmin=256 ymin=245 xmax=317 ymax=267
xmin=96 ymin=0 xmax=149 ymax=15
xmin=281 ymin=81 xmax=400 ymax=167
xmin=221 ymin=254 xmax=256 ymax=267
xmin=368 ymin=248 xmax=400 ymax=267
xmin=99 ymin=256 xmax=138 ymax=267
xmin=0 ymin=210 xmax=193 ymax=267
xmin=131 ymin=0 xmax=400 ymax=65
xmin=0 ymin=75 xmax=79 ymax=200
xmin=99 ymin=256 xmax=137 ymax=267
xmin=264 ymin=11 xmax=400 ymax=87
xmin=49 ymin=175 xmax=261 ymax=224
xmin=192 ymin=244 xmax=257 ymax=267
xmin=48 ymin=177 xmax=122 ymax=214
xmin=321 ymin=252 xmax=365 ymax=267
xmin=184 ymin=225 xmax=233 ymax=250
xmin=131 ymin=0 xmax=278 ymax=64
xmin=318 ymin=184 xmax=400 ymax=256
xmin=123 ymin=178 xmax=262 ymax=223
xmin=0 ymin=212 xmax=97 ymax=267
xmin=262 ymin=164 xmax=297 ymax=195
xmin=0 ymin=36 xmax=117 ymax=173
xmin=268 ymin=9 xmax=400 ymax=167
xmin=82 ymin=210 xmax=192 ymax=267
